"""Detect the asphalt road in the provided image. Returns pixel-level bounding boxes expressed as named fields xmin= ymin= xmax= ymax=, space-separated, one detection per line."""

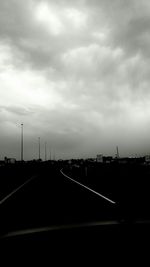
xmin=1 ymin=164 xmax=150 ymax=261
xmin=0 ymin=165 xmax=118 ymax=237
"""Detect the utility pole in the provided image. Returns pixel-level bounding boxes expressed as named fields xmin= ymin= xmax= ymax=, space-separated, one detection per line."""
xmin=21 ymin=123 xmax=24 ymax=162
xmin=38 ymin=137 xmax=41 ymax=160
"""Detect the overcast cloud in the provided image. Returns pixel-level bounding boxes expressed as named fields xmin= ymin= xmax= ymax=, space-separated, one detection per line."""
xmin=0 ymin=0 xmax=150 ymax=160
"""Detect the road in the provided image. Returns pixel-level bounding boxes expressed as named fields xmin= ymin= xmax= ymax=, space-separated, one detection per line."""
xmin=1 ymin=164 xmax=150 ymax=266
xmin=0 ymin=165 xmax=118 ymax=239
xmin=1 ymin=163 xmax=150 ymax=262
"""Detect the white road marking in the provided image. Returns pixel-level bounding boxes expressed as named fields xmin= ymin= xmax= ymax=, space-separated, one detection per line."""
xmin=0 ymin=175 xmax=37 ymax=205
xmin=60 ymin=169 xmax=116 ymax=204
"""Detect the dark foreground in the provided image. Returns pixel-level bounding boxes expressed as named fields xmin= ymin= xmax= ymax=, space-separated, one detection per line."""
xmin=0 ymin=161 xmax=150 ymax=260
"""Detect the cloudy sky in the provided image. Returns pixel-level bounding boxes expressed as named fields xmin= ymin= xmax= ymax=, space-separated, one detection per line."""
xmin=0 ymin=0 xmax=150 ymax=160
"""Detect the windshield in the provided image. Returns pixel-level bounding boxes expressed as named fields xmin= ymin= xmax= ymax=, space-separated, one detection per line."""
xmin=0 ymin=0 xmax=150 ymax=241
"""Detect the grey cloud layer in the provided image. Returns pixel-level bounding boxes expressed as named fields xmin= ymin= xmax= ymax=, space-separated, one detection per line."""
xmin=0 ymin=0 xmax=150 ymax=158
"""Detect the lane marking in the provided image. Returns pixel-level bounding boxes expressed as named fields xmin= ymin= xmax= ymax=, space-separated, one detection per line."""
xmin=0 ymin=175 xmax=37 ymax=205
xmin=60 ymin=169 xmax=116 ymax=204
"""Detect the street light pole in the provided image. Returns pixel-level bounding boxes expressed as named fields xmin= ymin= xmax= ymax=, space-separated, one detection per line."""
xmin=50 ymin=148 xmax=51 ymax=161
xmin=21 ymin=123 xmax=23 ymax=162
xmin=45 ymin=142 xmax=47 ymax=161
xmin=38 ymin=137 xmax=41 ymax=160
xmin=116 ymin=146 xmax=119 ymax=158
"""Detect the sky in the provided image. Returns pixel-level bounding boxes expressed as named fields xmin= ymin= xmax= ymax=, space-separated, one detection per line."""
xmin=0 ymin=0 xmax=150 ymax=160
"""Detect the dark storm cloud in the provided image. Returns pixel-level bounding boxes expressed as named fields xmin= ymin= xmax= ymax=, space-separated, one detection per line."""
xmin=90 ymin=0 xmax=150 ymax=58
xmin=0 ymin=0 xmax=149 ymax=71
xmin=0 ymin=0 xmax=91 ymax=71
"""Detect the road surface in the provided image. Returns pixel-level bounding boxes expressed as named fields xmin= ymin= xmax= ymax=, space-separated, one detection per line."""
xmin=0 ymin=165 xmax=118 ymax=238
